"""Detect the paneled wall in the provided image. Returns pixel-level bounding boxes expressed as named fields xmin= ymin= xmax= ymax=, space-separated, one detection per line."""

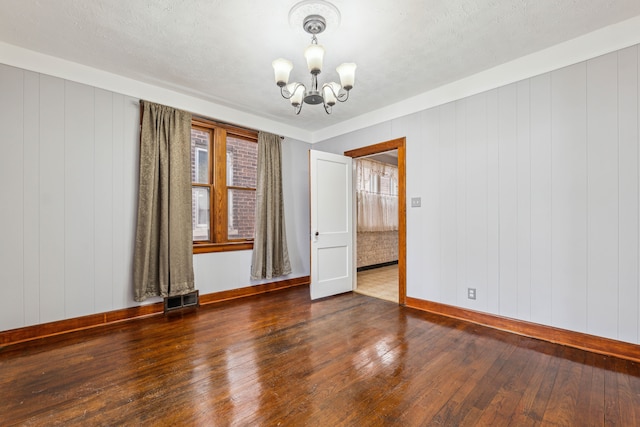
xmin=315 ymin=45 xmax=640 ymax=344
xmin=0 ymin=64 xmax=140 ymax=330
xmin=0 ymin=64 xmax=311 ymax=331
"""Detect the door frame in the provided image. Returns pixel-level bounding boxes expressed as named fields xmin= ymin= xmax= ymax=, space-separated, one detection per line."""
xmin=345 ymin=137 xmax=407 ymax=305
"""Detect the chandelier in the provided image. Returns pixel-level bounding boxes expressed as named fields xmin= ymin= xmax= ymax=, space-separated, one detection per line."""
xmin=272 ymin=3 xmax=356 ymax=115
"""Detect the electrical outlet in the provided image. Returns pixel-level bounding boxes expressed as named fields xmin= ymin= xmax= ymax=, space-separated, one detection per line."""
xmin=467 ymin=288 xmax=476 ymax=300
xmin=411 ymin=197 xmax=421 ymax=207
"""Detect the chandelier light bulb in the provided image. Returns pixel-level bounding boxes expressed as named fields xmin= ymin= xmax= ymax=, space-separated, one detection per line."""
xmin=322 ymin=82 xmax=341 ymax=106
xmin=336 ymin=63 xmax=356 ymax=91
xmin=272 ymin=58 xmax=293 ymax=87
xmin=288 ymin=83 xmax=305 ymax=106
xmin=304 ymin=43 xmax=325 ymax=74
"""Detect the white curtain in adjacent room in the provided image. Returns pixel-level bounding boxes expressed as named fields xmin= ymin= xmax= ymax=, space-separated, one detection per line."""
xmin=355 ymin=158 xmax=398 ymax=232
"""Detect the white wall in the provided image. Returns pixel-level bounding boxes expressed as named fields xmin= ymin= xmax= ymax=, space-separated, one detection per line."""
xmin=314 ymin=45 xmax=640 ymax=345
xmin=194 ymin=136 xmax=311 ymax=293
xmin=0 ymin=64 xmax=311 ymax=331
xmin=0 ymin=64 xmax=140 ymax=330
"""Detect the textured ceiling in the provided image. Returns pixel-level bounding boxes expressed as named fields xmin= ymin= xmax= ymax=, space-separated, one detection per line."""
xmin=1 ymin=0 xmax=640 ymax=135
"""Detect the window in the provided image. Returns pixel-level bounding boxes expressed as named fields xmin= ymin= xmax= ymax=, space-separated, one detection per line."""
xmin=356 ymin=158 xmax=398 ymax=196
xmin=191 ymin=118 xmax=258 ymax=253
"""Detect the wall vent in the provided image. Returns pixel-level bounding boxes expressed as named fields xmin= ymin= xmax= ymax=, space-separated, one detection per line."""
xmin=164 ymin=290 xmax=199 ymax=313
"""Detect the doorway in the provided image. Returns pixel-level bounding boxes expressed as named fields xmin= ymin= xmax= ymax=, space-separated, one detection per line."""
xmin=344 ymin=138 xmax=406 ymax=305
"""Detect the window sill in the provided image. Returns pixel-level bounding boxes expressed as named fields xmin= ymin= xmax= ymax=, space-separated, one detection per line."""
xmin=193 ymin=241 xmax=254 ymax=254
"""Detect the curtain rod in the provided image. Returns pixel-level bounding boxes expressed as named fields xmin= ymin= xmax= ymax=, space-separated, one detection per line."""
xmin=139 ymin=99 xmax=284 ymax=139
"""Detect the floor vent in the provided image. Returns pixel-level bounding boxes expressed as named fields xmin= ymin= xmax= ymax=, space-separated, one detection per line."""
xmin=164 ymin=290 xmax=199 ymax=313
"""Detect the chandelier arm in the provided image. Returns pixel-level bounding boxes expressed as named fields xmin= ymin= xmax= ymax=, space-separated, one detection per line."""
xmin=294 ymin=102 xmax=303 ymax=115
xmin=321 ymin=83 xmax=336 ymax=98
xmin=280 ymin=82 xmax=305 ymax=100
xmin=335 ymin=89 xmax=350 ymax=103
xmin=323 ymin=102 xmax=332 ymax=114
xmin=322 ymin=83 xmax=350 ymax=104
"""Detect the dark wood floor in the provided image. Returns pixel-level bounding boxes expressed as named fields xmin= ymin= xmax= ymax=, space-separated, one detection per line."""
xmin=2 ymin=285 xmax=640 ymax=426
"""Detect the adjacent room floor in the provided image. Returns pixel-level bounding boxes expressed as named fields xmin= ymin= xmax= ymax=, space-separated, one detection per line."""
xmin=355 ymin=264 xmax=398 ymax=303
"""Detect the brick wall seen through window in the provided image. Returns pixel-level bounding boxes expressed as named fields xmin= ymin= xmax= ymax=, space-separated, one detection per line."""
xmin=190 ymin=119 xmax=258 ymax=253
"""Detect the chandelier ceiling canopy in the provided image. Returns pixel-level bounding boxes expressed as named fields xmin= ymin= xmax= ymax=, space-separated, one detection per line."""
xmin=272 ymin=0 xmax=356 ymax=115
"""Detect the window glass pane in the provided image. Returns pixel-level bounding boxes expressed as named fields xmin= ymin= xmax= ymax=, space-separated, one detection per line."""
xmin=192 ymin=187 xmax=210 ymax=241
xmin=226 ymin=136 xmax=257 ymax=188
xmin=191 ymin=129 xmax=210 ymax=184
xmin=227 ymin=188 xmax=255 ymax=240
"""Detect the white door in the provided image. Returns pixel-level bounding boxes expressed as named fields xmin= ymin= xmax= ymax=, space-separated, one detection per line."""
xmin=309 ymin=150 xmax=353 ymax=300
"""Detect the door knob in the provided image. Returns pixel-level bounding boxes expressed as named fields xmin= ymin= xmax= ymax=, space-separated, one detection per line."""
xmin=315 ymin=231 xmax=319 ymax=237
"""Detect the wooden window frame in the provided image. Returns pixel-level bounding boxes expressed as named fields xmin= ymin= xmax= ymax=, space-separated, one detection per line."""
xmin=192 ymin=117 xmax=258 ymax=254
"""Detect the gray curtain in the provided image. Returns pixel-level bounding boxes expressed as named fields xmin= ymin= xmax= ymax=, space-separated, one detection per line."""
xmin=251 ymin=132 xmax=292 ymax=280
xmin=133 ymin=101 xmax=195 ymax=301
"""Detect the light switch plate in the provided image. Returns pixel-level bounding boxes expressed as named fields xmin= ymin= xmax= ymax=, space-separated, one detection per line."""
xmin=411 ymin=197 xmax=421 ymax=207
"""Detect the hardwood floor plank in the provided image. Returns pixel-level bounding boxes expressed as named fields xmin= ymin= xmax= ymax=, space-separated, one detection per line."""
xmin=572 ymin=352 xmax=606 ymax=425
xmin=541 ymin=346 xmax=589 ymax=425
xmin=508 ymin=340 xmax=558 ymax=425
xmin=606 ymin=357 xmax=640 ymax=425
xmin=469 ymin=343 xmax=541 ymax=425
xmin=2 ymin=285 xmax=640 ymax=426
